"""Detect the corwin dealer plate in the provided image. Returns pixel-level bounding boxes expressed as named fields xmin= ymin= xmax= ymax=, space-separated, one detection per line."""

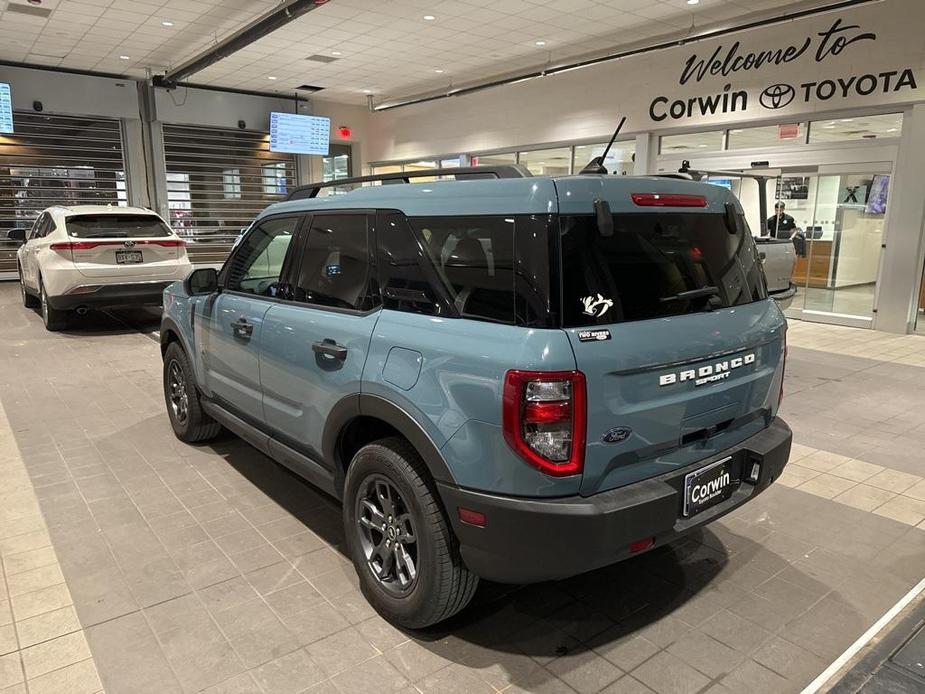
xmin=683 ymin=456 xmax=735 ymax=517
xmin=115 ymin=250 xmax=143 ymax=264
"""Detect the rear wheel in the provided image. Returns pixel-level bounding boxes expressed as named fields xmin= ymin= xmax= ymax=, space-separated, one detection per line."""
xmin=163 ymin=342 xmax=222 ymax=443
xmin=344 ymin=437 xmax=478 ymax=629
xmin=39 ymin=280 xmax=67 ymax=331
xmin=19 ymin=268 xmax=38 ymax=308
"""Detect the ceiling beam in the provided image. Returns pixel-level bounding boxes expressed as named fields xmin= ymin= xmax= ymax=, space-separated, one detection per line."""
xmin=154 ymin=0 xmax=332 ymax=89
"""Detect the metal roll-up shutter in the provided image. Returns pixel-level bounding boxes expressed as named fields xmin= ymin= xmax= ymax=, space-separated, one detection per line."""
xmin=162 ymin=124 xmax=296 ymax=265
xmin=0 ymin=112 xmax=126 ymax=277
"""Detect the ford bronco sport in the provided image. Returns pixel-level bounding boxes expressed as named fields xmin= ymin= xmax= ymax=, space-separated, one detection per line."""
xmin=160 ymin=164 xmax=791 ymax=628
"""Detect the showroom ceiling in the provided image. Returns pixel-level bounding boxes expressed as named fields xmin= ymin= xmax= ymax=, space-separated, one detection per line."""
xmin=1 ymin=0 xmax=836 ymax=104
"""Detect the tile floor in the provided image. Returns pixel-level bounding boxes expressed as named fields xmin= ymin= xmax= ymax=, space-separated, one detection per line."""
xmin=1 ymin=285 xmax=924 ymax=694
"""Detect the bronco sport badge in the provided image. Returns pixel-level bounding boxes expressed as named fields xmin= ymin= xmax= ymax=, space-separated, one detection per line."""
xmin=659 ymin=353 xmax=756 ymax=387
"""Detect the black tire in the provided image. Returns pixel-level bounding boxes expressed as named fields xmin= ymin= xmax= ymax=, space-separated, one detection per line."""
xmin=19 ymin=268 xmax=38 ymax=309
xmin=343 ymin=437 xmax=478 ymax=629
xmin=163 ymin=342 xmax=222 ymax=443
xmin=39 ymin=280 xmax=67 ymax=331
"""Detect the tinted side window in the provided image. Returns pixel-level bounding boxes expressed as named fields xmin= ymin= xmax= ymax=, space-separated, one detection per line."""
xmin=294 ymin=214 xmax=376 ymax=311
xmin=409 ymin=216 xmax=516 ymax=324
xmin=224 ymin=216 xmax=299 ymax=296
xmin=560 ymin=212 xmax=767 ymax=327
xmin=377 ymin=212 xmax=445 ymax=317
xmin=30 ymin=214 xmax=47 ymax=240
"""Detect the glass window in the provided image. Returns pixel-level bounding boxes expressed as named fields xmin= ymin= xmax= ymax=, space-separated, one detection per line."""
xmin=560 ymin=212 xmax=766 ymax=327
xmin=441 ymin=157 xmax=462 ymax=168
xmin=295 ymin=214 xmax=375 ymax=311
xmin=518 ymin=148 xmax=572 ymax=176
xmin=574 ymin=142 xmax=635 ymax=176
xmin=808 ymin=113 xmax=903 ymax=143
xmin=377 ymin=212 xmax=444 ymax=317
xmin=728 ymin=124 xmax=804 ymax=149
xmin=262 ymin=162 xmax=289 ymax=195
xmin=66 ymin=214 xmax=170 ymax=238
xmin=224 ymin=216 xmax=298 ymax=296
xmin=222 ymin=168 xmax=242 ymax=199
xmin=371 ymin=164 xmax=402 ymax=175
xmin=659 ymin=131 xmax=724 ymax=154
xmin=471 ymin=152 xmax=516 ymax=167
xmin=410 ymin=216 xmax=517 ymax=324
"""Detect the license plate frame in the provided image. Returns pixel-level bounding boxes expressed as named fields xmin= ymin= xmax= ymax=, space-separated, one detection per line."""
xmin=682 ymin=456 xmax=735 ymax=518
xmin=115 ymin=250 xmax=143 ymax=265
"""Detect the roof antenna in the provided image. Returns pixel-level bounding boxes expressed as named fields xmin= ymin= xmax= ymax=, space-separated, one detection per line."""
xmin=580 ymin=115 xmax=626 ymax=175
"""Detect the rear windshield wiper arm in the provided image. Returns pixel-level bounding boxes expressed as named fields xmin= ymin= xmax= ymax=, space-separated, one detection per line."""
xmin=659 ymin=286 xmax=720 ymax=303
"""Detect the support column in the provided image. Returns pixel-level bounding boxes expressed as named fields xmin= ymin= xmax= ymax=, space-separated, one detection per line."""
xmin=874 ymin=104 xmax=925 ymax=334
xmin=137 ymin=81 xmax=170 ymax=221
xmin=120 ymin=118 xmax=150 ymax=209
xmin=634 ymin=133 xmax=658 ymax=176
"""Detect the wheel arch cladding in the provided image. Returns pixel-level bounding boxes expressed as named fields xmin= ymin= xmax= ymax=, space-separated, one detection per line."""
xmin=325 ymin=394 xmax=458 ymax=496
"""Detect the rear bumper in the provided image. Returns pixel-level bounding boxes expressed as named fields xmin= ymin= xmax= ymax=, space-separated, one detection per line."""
xmin=438 ymin=417 xmax=792 ymax=584
xmin=48 ymin=281 xmax=175 ymax=310
xmin=769 ymin=283 xmax=798 ymax=310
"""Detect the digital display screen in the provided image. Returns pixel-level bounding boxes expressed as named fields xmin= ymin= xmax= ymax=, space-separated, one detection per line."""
xmin=707 ymin=178 xmax=733 ymax=190
xmin=269 ymin=112 xmax=330 ymax=155
xmin=865 ymin=174 xmax=889 ymax=215
xmin=0 ymin=83 xmax=13 ymax=134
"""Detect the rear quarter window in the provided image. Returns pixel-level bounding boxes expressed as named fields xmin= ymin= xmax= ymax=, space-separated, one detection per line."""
xmin=66 ymin=214 xmax=171 ymax=238
xmin=561 ymin=212 xmax=766 ymax=327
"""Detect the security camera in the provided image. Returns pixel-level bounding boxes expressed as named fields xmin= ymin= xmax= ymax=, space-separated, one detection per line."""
xmin=32 ymin=100 xmax=43 ymax=112
xmin=237 ymin=120 xmax=246 ymax=130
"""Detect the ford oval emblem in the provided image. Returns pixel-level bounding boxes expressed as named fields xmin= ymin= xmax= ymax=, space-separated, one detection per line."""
xmin=602 ymin=427 xmax=632 ymax=444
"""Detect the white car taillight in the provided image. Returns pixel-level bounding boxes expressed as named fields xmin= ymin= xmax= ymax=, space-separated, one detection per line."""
xmin=502 ymin=370 xmax=586 ymax=477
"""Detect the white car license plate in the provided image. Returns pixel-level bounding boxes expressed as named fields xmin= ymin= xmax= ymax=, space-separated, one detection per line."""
xmin=115 ymin=250 xmax=143 ymax=264
xmin=683 ymin=457 xmax=735 ymax=517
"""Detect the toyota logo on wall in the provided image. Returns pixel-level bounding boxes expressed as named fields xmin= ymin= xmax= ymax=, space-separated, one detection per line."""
xmin=760 ymin=83 xmax=796 ymax=109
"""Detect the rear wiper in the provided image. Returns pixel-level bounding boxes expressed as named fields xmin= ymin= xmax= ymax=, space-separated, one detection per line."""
xmin=659 ymin=286 xmax=720 ymax=303
xmin=82 ymin=232 xmax=128 ymax=238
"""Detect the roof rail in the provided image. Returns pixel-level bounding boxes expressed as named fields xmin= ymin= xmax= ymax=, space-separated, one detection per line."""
xmin=285 ymin=164 xmax=532 ymax=201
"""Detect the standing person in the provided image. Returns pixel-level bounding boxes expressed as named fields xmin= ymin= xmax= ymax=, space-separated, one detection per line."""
xmin=767 ymin=201 xmax=797 ymax=238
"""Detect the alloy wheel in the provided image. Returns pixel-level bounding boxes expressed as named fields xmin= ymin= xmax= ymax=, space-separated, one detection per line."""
xmin=355 ymin=475 xmax=418 ymax=596
xmin=167 ymin=359 xmax=189 ymax=425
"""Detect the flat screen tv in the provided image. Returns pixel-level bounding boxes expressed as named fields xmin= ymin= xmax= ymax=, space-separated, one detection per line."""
xmin=269 ymin=113 xmax=330 ymax=155
xmin=865 ymin=174 xmax=889 ymax=215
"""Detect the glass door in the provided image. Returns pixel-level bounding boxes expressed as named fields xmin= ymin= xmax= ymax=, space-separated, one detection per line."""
xmin=785 ymin=170 xmax=890 ymax=325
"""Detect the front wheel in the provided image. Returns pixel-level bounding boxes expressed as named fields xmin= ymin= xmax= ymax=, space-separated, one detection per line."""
xmin=163 ymin=342 xmax=222 ymax=443
xmin=343 ymin=437 xmax=478 ymax=629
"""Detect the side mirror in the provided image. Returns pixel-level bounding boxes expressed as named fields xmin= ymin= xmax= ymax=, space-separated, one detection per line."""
xmin=7 ymin=228 xmax=27 ymax=242
xmin=184 ymin=267 xmax=219 ymax=295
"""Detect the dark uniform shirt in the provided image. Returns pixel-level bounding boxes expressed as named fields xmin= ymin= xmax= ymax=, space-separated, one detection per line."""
xmin=767 ymin=212 xmax=796 ymax=238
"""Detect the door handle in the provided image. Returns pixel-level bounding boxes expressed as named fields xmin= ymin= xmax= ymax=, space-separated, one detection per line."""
xmin=312 ymin=339 xmax=347 ymax=361
xmin=231 ymin=318 xmax=254 ymax=338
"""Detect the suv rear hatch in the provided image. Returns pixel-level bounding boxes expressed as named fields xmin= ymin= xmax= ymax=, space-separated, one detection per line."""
xmin=58 ymin=213 xmax=183 ymax=279
xmin=554 ymin=178 xmax=786 ymax=496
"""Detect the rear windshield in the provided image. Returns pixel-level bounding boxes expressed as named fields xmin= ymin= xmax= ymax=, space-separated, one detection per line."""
xmin=66 ymin=214 xmax=171 ymax=238
xmin=561 ymin=213 xmax=766 ymax=327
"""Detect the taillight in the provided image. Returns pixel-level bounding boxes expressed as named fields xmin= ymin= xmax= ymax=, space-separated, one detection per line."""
xmin=631 ymin=193 xmax=707 ymax=207
xmin=502 ymin=370 xmax=586 ymax=477
xmin=49 ymin=239 xmax=185 ymax=252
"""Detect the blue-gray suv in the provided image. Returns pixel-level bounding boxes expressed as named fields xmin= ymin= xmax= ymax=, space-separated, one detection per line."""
xmin=160 ymin=165 xmax=792 ymax=628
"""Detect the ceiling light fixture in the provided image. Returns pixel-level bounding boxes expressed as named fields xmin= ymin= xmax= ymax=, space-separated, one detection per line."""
xmin=362 ymin=89 xmax=372 ymax=94
xmin=434 ymin=68 xmax=444 ymax=73
xmin=535 ymin=40 xmax=546 ymax=46
xmin=423 ymin=14 xmax=435 ymax=20
xmin=268 ymin=76 xmax=277 ymax=80
xmin=687 ymin=0 xmax=699 ymax=5
xmin=119 ymin=55 xmax=130 ymax=60
xmin=332 ymin=50 xmax=341 ymax=56
xmin=161 ymin=20 xmax=174 ymax=26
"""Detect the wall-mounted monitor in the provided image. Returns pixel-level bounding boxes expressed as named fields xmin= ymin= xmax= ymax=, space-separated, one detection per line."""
xmin=865 ymin=174 xmax=890 ymax=215
xmin=707 ymin=178 xmax=733 ymax=190
xmin=0 ymin=83 xmax=13 ymax=134
xmin=269 ymin=112 xmax=330 ymax=155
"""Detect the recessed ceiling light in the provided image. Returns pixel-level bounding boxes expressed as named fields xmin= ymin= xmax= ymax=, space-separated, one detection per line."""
xmin=535 ymin=40 xmax=546 ymax=46
xmin=161 ymin=20 xmax=173 ymax=26
xmin=332 ymin=51 xmax=341 ymax=56
xmin=434 ymin=68 xmax=444 ymax=73
xmin=362 ymin=89 xmax=372 ymax=94
xmin=687 ymin=0 xmax=699 ymax=5
xmin=423 ymin=14 xmax=435 ymax=20
xmin=119 ymin=55 xmax=130 ymax=60
xmin=268 ymin=76 xmax=277 ymax=80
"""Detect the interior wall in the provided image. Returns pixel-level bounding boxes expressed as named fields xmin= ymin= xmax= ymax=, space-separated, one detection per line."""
xmin=0 ymin=65 xmax=137 ymax=119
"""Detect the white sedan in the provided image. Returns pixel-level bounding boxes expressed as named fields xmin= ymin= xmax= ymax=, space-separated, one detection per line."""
xmin=9 ymin=205 xmax=192 ymax=330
